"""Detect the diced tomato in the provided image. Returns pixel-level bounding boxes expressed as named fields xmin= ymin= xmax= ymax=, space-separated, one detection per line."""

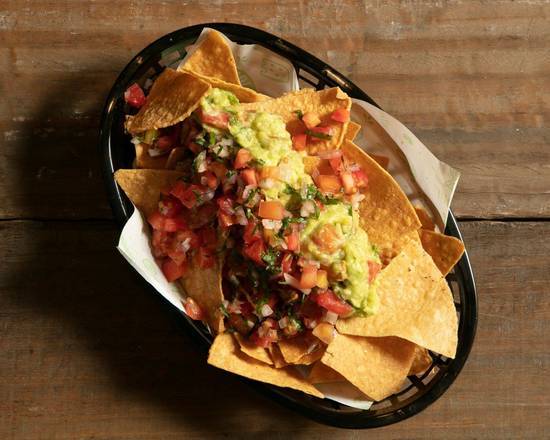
xmin=147 ymin=211 xmax=165 ymax=230
xmin=187 ymin=203 xmax=217 ymax=229
xmin=302 ymin=112 xmax=321 ymax=129
xmin=209 ymin=162 xmax=227 ymax=181
xmin=201 ymin=171 xmax=219 ymax=189
xmin=243 ymin=219 xmax=262 ymax=244
xmin=241 ymin=168 xmax=258 ymax=187
xmin=174 ymin=229 xmax=200 ymax=249
xmin=183 ymin=297 xmax=204 ymax=320
xmin=311 ymin=290 xmax=353 ymax=316
xmin=151 ymin=229 xmax=171 ymax=258
xmin=197 ymin=247 xmax=215 ymax=269
xmin=249 ymin=332 xmax=273 ymax=348
xmin=234 ymin=148 xmax=252 ymax=169
xmin=161 ymin=258 xmax=187 ymax=282
xmin=198 ymin=109 xmax=229 ymax=129
xmin=169 ymin=180 xmax=187 ymax=202
xmin=298 ymin=298 xmax=324 ymax=326
xmin=243 ymin=238 xmax=265 ymax=265
xmin=352 ymin=169 xmax=369 ymax=188
xmin=368 ymin=261 xmax=382 ymax=283
xmin=188 ymin=142 xmax=202 ymax=154
xmin=312 ymin=224 xmax=341 ymax=253
xmin=258 ymin=200 xmax=284 ymax=220
xmin=317 ymin=174 xmax=342 ymax=193
xmin=308 ymin=125 xmax=333 ymax=142
xmin=158 ymin=196 xmax=182 ymax=218
xmin=340 ymin=172 xmax=356 ymax=194
xmin=281 ymin=252 xmax=293 ymax=273
xmin=216 ymin=196 xmax=235 ymax=215
xmin=250 ymin=318 xmax=278 ymax=347
xmin=155 ymin=135 xmax=173 ymax=151
xmin=300 ymin=264 xmax=318 ymax=289
xmin=329 ymin=156 xmax=343 ymax=174
xmin=218 ymin=211 xmax=236 ymax=229
xmin=285 ymin=226 xmax=300 ymax=252
xmin=167 ymin=245 xmax=187 ymax=265
xmin=163 ymin=216 xmax=188 ymax=233
xmin=124 ymin=83 xmax=146 ymax=109
xmin=291 ymin=133 xmax=307 ymax=151
xmin=198 ymin=227 xmax=217 ymax=249
xmin=228 ymin=313 xmax=250 ymax=335
xmin=172 ymin=184 xmax=206 ymax=209
xmin=330 ymin=108 xmax=350 ymax=123
xmin=239 ymin=301 xmax=255 ymax=316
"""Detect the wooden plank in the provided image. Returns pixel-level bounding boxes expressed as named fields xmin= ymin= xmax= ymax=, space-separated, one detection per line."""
xmin=1 ymin=0 xmax=549 ymax=220
xmin=0 ymin=219 xmax=548 ymax=438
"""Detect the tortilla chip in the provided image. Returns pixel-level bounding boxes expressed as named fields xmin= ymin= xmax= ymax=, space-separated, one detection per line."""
xmin=278 ymin=333 xmax=323 ymax=364
xmin=233 ymin=333 xmax=273 ymax=365
xmin=415 ymin=206 xmax=436 ymax=231
xmin=336 ymin=238 xmax=458 ymax=358
xmin=134 ymin=143 xmax=168 ymax=169
xmin=369 ymin=153 xmax=389 ymax=170
xmin=179 ymin=29 xmax=241 ymax=85
xmin=165 ymin=147 xmax=186 ymax=169
xmin=268 ymin=344 xmax=288 ymax=368
xmin=302 ymin=155 xmax=321 ymax=175
xmin=114 ymin=169 xmax=183 ymax=217
xmin=308 ymin=362 xmax=346 ymax=384
xmin=419 ymin=229 xmax=465 ymax=276
xmin=297 ymin=346 xmax=326 ymax=365
xmin=208 ymin=333 xmax=323 ymax=398
xmin=179 ymin=256 xmax=224 ymax=334
xmin=408 ymin=346 xmax=432 ymax=376
xmin=342 ymin=140 xmax=421 ymax=257
xmin=125 ymin=69 xmax=210 ymax=134
xmin=240 ymin=87 xmax=351 ymax=152
xmin=344 ymin=121 xmax=361 ymax=141
xmin=181 ymin=70 xmax=269 ymax=103
xmin=321 ymin=334 xmax=416 ymax=401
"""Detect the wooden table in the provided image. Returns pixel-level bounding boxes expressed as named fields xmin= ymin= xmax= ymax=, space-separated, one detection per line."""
xmin=1 ymin=1 xmax=549 ymax=438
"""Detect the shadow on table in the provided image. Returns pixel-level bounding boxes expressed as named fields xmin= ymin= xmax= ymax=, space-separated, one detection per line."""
xmin=5 ymin=71 xmax=317 ymax=437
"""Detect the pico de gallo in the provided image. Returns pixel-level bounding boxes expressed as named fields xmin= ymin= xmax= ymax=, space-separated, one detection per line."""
xmin=125 ymin=84 xmax=382 ymax=347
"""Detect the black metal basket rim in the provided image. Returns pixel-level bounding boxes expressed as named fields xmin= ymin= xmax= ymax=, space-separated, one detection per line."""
xmin=98 ymin=22 xmax=478 ymax=429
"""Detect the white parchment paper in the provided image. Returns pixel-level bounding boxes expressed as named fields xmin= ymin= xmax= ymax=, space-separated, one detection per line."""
xmin=117 ymin=27 xmax=460 ymax=410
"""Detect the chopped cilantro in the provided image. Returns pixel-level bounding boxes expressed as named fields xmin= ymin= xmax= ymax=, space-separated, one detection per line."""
xmin=208 ymin=131 xmax=216 ymax=146
xmin=306 ymin=129 xmax=332 ymax=140
xmin=226 ymin=169 xmax=237 ymax=179
xmin=245 ymin=187 xmax=259 ymax=205
xmin=192 ymin=190 xmax=203 ymax=204
xmin=293 ymin=109 xmax=304 ymax=119
xmin=219 ymin=303 xmax=230 ymax=318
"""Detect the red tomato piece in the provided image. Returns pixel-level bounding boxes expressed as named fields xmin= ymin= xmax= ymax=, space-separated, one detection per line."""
xmin=292 ymin=133 xmax=307 ymax=151
xmin=243 ymin=219 xmax=262 ymax=244
xmin=216 ymin=196 xmax=235 ymax=215
xmin=258 ymin=200 xmax=284 ymax=220
xmin=329 ymin=156 xmax=343 ymax=174
xmin=316 ymin=174 xmax=342 ymax=194
xmin=218 ymin=211 xmax=236 ymax=229
xmin=172 ymin=184 xmax=205 ymax=209
xmin=234 ymin=148 xmax=252 ymax=169
xmin=187 ymin=203 xmax=217 ymax=229
xmin=308 ymin=125 xmax=333 ymax=142
xmin=198 ymin=109 xmax=229 ymax=129
xmin=202 ymin=171 xmax=219 ymax=189
xmin=209 ymin=162 xmax=227 ymax=181
xmin=199 ymin=227 xmax=217 ymax=249
xmin=124 ymin=83 xmax=146 ymax=108
xmin=151 ymin=230 xmax=171 ymax=258
xmin=353 ymin=169 xmax=369 ymax=188
xmin=147 ymin=211 xmax=165 ymax=230
xmin=285 ymin=227 xmax=300 ymax=252
xmin=368 ymin=260 xmax=382 ymax=283
xmin=241 ymin=168 xmax=258 ymax=187
xmin=158 ymin=196 xmax=182 ymax=218
xmin=330 ymin=108 xmax=350 ymax=123
xmin=183 ymin=297 xmax=204 ymax=321
xmin=167 ymin=246 xmax=187 ymax=266
xmin=239 ymin=301 xmax=255 ymax=317
xmin=155 ymin=135 xmax=173 ymax=151
xmin=243 ymin=238 xmax=265 ymax=265
xmin=162 ymin=258 xmax=187 ymax=282
xmin=174 ymin=229 xmax=200 ymax=248
xmin=299 ymin=264 xmax=318 ymax=289
xmin=340 ymin=172 xmax=356 ymax=194
xmin=311 ymin=290 xmax=353 ymax=316
xmin=281 ymin=252 xmax=293 ymax=273
xmin=163 ymin=216 xmax=187 ymax=233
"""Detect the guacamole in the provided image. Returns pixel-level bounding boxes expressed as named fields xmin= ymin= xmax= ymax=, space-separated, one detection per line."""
xmin=301 ymin=203 xmax=380 ymax=315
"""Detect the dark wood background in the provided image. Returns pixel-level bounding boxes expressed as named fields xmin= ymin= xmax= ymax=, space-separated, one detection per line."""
xmin=1 ymin=1 xmax=549 ymax=438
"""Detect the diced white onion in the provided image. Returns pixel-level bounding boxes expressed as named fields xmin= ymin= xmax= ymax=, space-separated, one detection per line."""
xmin=283 ymin=273 xmax=301 ymax=290
xmin=195 ymin=151 xmax=207 ymax=173
xmin=131 ymin=137 xmax=142 ymax=145
xmin=262 ymin=219 xmax=282 ymax=232
xmin=300 ymin=200 xmax=316 ymax=217
xmin=307 ymin=341 xmax=320 ymax=354
xmin=278 ymin=165 xmax=291 ymax=182
xmin=350 ymin=192 xmax=365 ymax=210
xmin=202 ymin=189 xmax=215 ymax=202
xmin=348 ymin=163 xmax=360 ymax=172
xmin=219 ymin=137 xmax=234 ymax=147
xmin=278 ymin=316 xmax=289 ymax=329
xmin=222 ymin=299 xmax=229 ymax=309
xmin=247 ymin=320 xmax=255 ymax=329
xmin=318 ymin=149 xmax=342 ymax=160
xmin=180 ymin=238 xmax=191 ymax=253
xmin=324 ymin=311 xmax=338 ymax=324
xmin=260 ymin=178 xmax=275 ymax=189
xmin=305 ymin=319 xmax=317 ymax=329
xmin=148 ymin=147 xmax=166 ymax=157
xmin=261 ymin=304 xmax=273 ymax=317
xmin=234 ymin=206 xmax=248 ymax=226
xmin=242 ymin=185 xmax=254 ymax=201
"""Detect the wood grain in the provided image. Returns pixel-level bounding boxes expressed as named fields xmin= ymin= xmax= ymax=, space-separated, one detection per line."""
xmin=0 ymin=0 xmax=549 ymax=219
xmin=0 ymin=220 xmax=548 ymax=439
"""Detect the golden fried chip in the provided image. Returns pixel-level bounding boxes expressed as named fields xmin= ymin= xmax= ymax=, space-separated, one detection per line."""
xmin=342 ymin=140 xmax=421 ymax=257
xmin=233 ymin=333 xmax=273 ymax=365
xmin=297 ymin=346 xmax=326 ymax=365
xmin=278 ymin=333 xmax=323 ymax=364
xmin=308 ymin=362 xmax=346 ymax=384
xmin=126 ymin=69 xmax=210 ymax=134
xmin=415 ymin=206 xmax=436 ymax=231
xmin=369 ymin=153 xmax=389 ymax=170
xmin=419 ymin=229 xmax=465 ymax=276
xmin=268 ymin=344 xmax=288 ymax=369
xmin=114 ymin=169 xmax=183 ymax=217
xmin=181 ymin=70 xmax=269 ymax=103
xmin=336 ymin=239 xmax=458 ymax=358
xmin=208 ymin=333 xmax=323 ymax=398
xmin=321 ymin=334 xmax=416 ymax=401
xmin=344 ymin=121 xmax=361 ymax=141
xmin=240 ymin=87 xmax=351 ymax=152
xmin=408 ymin=346 xmax=432 ymax=376
xmin=179 ymin=256 xmax=224 ymax=334
xmin=134 ymin=143 xmax=168 ymax=169
xmin=179 ymin=29 xmax=241 ymax=85
xmin=302 ymin=155 xmax=321 ymax=175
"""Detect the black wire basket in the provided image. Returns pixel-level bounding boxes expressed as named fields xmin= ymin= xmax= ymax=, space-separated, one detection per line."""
xmin=99 ymin=23 xmax=477 ymax=429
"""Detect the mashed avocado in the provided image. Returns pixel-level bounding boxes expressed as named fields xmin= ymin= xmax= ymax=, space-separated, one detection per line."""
xmin=300 ymin=204 xmax=380 ymax=315
xmin=201 ymin=88 xmax=239 ymax=112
